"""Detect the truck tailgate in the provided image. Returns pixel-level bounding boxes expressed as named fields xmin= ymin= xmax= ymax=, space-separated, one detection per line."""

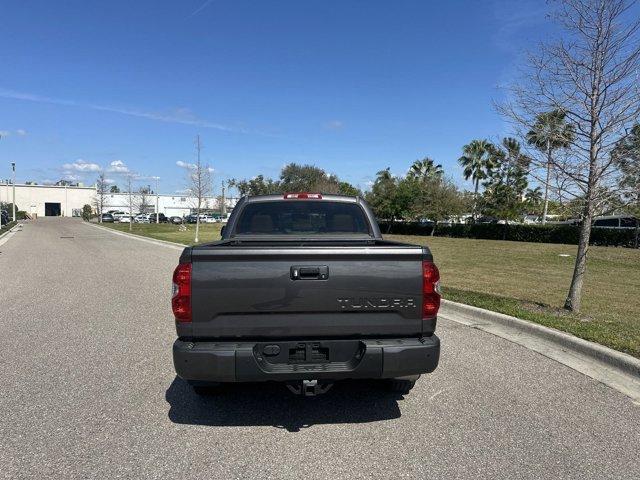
xmin=188 ymin=245 xmax=426 ymax=338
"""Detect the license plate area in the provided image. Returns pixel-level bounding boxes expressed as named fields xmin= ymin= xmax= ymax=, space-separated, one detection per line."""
xmin=254 ymin=340 xmax=363 ymax=366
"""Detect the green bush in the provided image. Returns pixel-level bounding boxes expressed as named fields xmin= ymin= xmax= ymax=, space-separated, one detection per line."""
xmin=81 ymin=204 xmax=93 ymax=221
xmin=379 ymin=221 xmax=638 ymax=248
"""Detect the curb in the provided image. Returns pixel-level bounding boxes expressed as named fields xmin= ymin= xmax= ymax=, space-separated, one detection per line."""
xmin=85 ymin=222 xmax=187 ymax=250
xmin=440 ymin=299 xmax=640 ymax=378
xmin=0 ymin=222 xmax=23 ymax=245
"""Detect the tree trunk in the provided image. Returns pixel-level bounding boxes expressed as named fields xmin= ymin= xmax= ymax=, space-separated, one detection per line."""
xmin=472 ymin=180 xmax=479 ymax=222
xmin=431 ymin=221 xmax=437 ymax=236
xmin=564 ymin=212 xmax=592 ymax=312
xmin=194 ymin=198 xmax=201 ymax=243
xmin=542 ymin=145 xmax=552 ymax=224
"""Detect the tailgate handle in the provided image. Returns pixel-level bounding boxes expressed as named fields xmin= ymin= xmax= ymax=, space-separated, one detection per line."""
xmin=291 ymin=265 xmax=329 ymax=280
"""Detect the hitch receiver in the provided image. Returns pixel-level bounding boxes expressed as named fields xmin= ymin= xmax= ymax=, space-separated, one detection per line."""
xmin=286 ymin=379 xmax=333 ymax=396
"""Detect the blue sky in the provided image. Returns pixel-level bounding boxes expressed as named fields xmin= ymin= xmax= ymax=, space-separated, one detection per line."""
xmin=0 ymin=0 xmax=549 ymax=195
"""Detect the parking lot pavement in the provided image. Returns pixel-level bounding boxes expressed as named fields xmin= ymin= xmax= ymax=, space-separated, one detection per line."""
xmin=1 ymin=218 xmax=639 ymax=480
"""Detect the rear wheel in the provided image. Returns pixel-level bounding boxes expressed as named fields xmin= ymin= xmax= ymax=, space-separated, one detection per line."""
xmin=386 ymin=378 xmax=417 ymax=394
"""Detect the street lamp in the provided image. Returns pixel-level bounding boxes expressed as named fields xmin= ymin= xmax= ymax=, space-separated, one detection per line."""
xmin=152 ymin=176 xmax=160 ymax=223
xmin=11 ymin=162 xmax=16 ymax=221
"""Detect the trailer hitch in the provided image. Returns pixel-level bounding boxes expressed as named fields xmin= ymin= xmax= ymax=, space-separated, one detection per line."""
xmin=286 ymin=379 xmax=333 ymax=396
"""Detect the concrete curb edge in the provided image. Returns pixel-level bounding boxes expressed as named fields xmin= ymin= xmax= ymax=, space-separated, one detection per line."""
xmin=440 ymin=298 xmax=640 ymax=378
xmin=85 ymin=222 xmax=187 ymax=250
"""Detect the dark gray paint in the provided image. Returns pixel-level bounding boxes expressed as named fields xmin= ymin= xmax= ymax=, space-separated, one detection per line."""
xmin=181 ymin=195 xmax=434 ymax=340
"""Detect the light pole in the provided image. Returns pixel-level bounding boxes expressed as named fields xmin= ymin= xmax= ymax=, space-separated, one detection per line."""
xmin=155 ymin=177 xmax=160 ymax=223
xmin=11 ymin=162 xmax=16 ymax=221
xmin=0 ymin=134 xmax=3 ymax=227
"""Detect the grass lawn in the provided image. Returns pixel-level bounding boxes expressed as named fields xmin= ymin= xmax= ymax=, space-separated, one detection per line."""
xmin=99 ymin=221 xmax=640 ymax=357
xmin=387 ymin=234 xmax=640 ymax=358
xmin=0 ymin=220 xmax=18 ymax=238
xmin=100 ymin=221 xmax=223 ymax=245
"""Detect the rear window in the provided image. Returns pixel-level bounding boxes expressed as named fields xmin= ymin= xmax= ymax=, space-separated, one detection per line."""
xmin=234 ymin=201 xmax=371 ymax=236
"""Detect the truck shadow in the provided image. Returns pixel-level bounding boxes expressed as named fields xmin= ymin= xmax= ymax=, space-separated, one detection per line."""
xmin=165 ymin=377 xmax=403 ymax=432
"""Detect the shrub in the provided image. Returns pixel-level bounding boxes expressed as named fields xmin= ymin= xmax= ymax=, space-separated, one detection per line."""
xmin=379 ymin=221 xmax=637 ymax=248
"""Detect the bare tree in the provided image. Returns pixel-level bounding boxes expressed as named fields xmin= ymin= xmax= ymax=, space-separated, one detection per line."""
xmin=187 ymin=135 xmax=213 ymax=243
xmin=499 ymin=0 xmax=640 ymax=312
xmin=125 ymin=174 xmax=134 ymax=232
xmin=94 ymin=173 xmax=109 ymax=223
xmin=134 ymin=186 xmax=153 ymax=215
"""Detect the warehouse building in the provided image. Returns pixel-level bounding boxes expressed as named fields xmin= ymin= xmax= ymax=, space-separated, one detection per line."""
xmin=0 ymin=183 xmax=236 ymax=218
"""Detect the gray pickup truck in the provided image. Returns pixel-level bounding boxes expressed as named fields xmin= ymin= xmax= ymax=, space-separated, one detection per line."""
xmin=172 ymin=193 xmax=441 ymax=396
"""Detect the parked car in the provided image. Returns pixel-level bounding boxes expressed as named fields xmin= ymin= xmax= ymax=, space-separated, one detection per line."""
xmin=169 ymin=216 xmax=183 ymax=224
xmin=185 ymin=214 xmax=198 ymax=224
xmin=171 ymin=193 xmax=441 ymax=397
xmin=111 ymin=211 xmax=127 ymax=222
xmin=118 ymin=215 xmax=133 ymax=223
xmin=148 ymin=213 xmax=168 ymax=223
xmin=202 ymin=215 xmax=218 ymax=223
xmin=100 ymin=213 xmax=114 ymax=223
xmin=134 ymin=214 xmax=150 ymax=223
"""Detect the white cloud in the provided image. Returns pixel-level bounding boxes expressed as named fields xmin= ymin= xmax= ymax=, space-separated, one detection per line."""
xmin=188 ymin=0 xmax=215 ymax=18
xmin=0 ymin=87 xmax=249 ymax=134
xmin=176 ymin=160 xmax=196 ymax=170
xmin=104 ymin=178 xmax=115 ymax=184
xmin=107 ymin=160 xmax=130 ymax=173
xmin=0 ymin=129 xmax=28 ymax=137
xmin=62 ymin=173 xmax=81 ymax=182
xmin=323 ymin=120 xmax=344 ymax=130
xmin=176 ymin=160 xmax=214 ymax=173
xmin=62 ymin=159 xmax=101 ymax=172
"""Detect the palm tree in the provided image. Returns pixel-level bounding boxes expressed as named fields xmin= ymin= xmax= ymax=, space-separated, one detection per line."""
xmin=458 ymin=139 xmax=495 ymax=221
xmin=526 ymin=110 xmax=574 ymax=224
xmin=525 ymin=187 xmax=543 ymax=216
xmin=408 ymin=157 xmax=443 ymax=181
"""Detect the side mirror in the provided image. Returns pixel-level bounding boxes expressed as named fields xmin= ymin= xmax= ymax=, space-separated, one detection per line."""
xmin=220 ymin=225 xmax=226 ymax=238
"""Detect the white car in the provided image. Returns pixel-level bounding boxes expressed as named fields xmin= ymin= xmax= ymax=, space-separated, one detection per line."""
xmin=118 ymin=215 xmax=133 ymax=223
xmin=134 ymin=214 xmax=150 ymax=223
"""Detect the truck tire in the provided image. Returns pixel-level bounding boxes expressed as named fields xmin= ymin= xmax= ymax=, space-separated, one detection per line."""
xmin=387 ymin=378 xmax=416 ymax=394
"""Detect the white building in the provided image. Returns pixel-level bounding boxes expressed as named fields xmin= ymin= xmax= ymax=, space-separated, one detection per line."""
xmin=102 ymin=191 xmax=237 ymax=218
xmin=0 ymin=183 xmax=237 ymax=218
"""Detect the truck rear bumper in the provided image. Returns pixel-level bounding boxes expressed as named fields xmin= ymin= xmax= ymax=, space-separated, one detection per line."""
xmin=173 ymin=336 xmax=440 ymax=383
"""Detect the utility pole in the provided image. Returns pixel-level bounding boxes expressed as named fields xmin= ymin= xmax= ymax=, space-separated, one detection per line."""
xmin=0 ymin=134 xmax=3 ymax=227
xmin=155 ymin=176 xmax=160 ymax=223
xmin=221 ymin=180 xmax=226 ymax=216
xmin=11 ymin=162 xmax=16 ymax=221
xmin=127 ymin=174 xmax=133 ymax=232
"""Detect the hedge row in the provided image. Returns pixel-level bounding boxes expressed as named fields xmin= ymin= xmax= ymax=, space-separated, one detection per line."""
xmin=379 ymin=222 xmax=639 ymax=248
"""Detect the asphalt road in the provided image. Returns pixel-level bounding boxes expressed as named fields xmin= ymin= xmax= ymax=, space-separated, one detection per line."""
xmin=1 ymin=218 xmax=639 ymax=479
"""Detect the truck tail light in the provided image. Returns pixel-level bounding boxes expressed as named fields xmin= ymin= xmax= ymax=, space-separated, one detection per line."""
xmin=172 ymin=263 xmax=192 ymax=322
xmin=283 ymin=193 xmax=323 ymax=199
xmin=422 ymin=260 xmax=441 ymax=319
